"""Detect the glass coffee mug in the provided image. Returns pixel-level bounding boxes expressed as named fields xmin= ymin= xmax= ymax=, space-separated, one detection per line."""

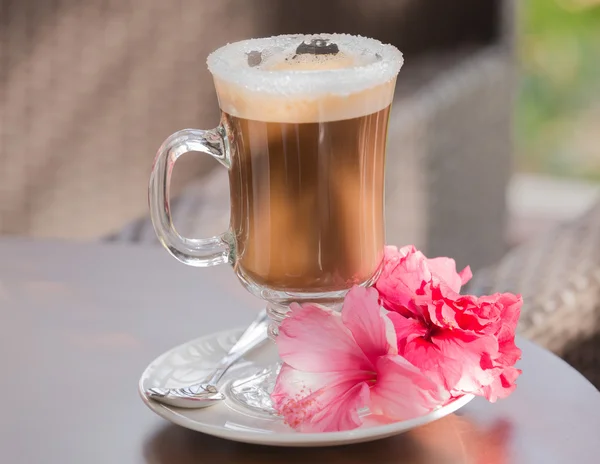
xmin=149 ymin=34 xmax=402 ymax=414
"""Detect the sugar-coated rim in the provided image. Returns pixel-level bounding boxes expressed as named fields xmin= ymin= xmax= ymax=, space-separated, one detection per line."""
xmin=207 ymin=34 xmax=403 ymax=96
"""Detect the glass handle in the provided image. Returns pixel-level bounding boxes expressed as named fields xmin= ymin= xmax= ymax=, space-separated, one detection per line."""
xmin=148 ymin=128 xmax=232 ymax=267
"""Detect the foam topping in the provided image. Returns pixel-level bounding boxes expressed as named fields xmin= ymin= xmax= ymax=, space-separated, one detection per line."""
xmin=207 ymin=34 xmax=403 ymax=123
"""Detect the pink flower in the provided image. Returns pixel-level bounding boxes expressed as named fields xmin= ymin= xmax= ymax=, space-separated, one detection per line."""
xmin=272 ymin=286 xmax=447 ymax=432
xmin=376 ymin=245 xmax=522 ymax=402
xmin=376 ymin=245 xmax=472 ymax=316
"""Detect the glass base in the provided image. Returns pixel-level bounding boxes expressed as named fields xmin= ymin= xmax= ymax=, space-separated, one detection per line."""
xmin=226 ymin=295 xmax=347 ymax=418
xmin=228 ymin=363 xmax=282 ymax=417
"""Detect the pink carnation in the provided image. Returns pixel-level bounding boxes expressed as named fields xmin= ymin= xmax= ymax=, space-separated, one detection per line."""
xmin=376 ymin=245 xmax=522 ymax=401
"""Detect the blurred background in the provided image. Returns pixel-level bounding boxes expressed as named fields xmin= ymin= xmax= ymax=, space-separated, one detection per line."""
xmin=513 ymin=0 xmax=600 ymax=244
xmin=0 ymin=1 xmax=599 ymax=383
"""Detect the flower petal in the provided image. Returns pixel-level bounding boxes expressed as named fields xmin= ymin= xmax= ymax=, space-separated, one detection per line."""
xmin=403 ymin=334 xmax=463 ymax=391
xmin=376 ymin=245 xmax=431 ymax=316
xmin=427 ymin=257 xmax=471 ymax=292
xmin=496 ymin=293 xmax=522 ymax=336
xmin=425 ymin=283 xmax=462 ymax=329
xmin=370 ymin=355 xmax=448 ymax=420
xmin=342 ymin=287 xmax=390 ymax=362
xmin=459 ymin=266 xmax=473 ymax=287
xmin=479 ymin=366 xmax=521 ymax=402
xmin=277 ymin=303 xmax=371 ymax=373
xmin=304 ymin=383 xmax=370 ymax=432
xmin=386 ymin=311 xmax=427 ymax=354
xmin=452 ymin=293 xmax=522 ymax=336
xmin=272 ymin=363 xmax=371 ymax=432
xmin=433 ymin=330 xmax=500 ymax=395
xmin=495 ymin=332 xmax=522 ymax=367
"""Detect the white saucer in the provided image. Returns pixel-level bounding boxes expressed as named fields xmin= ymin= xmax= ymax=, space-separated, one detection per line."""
xmin=139 ymin=328 xmax=474 ymax=447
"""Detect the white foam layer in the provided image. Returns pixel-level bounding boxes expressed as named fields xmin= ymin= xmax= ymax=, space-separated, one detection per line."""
xmin=207 ymin=34 xmax=403 ymax=123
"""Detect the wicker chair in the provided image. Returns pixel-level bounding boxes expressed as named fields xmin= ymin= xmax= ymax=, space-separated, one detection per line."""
xmin=469 ymin=199 xmax=600 ymax=388
xmin=0 ymin=0 xmax=271 ymax=238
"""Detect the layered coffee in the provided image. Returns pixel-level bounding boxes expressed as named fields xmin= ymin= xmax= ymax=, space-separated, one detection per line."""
xmin=208 ymin=35 xmax=401 ymax=295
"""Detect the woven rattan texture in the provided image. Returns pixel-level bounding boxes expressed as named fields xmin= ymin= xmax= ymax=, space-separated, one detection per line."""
xmin=470 ymin=200 xmax=600 ymax=387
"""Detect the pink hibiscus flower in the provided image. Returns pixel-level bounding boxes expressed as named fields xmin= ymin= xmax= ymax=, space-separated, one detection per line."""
xmin=376 ymin=245 xmax=522 ymax=402
xmin=271 ymin=286 xmax=448 ymax=432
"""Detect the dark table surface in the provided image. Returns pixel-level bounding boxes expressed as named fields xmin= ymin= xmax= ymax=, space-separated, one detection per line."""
xmin=1 ymin=238 xmax=599 ymax=464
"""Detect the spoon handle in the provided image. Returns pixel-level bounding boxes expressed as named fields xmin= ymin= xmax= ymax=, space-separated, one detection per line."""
xmin=203 ymin=309 xmax=270 ymax=387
